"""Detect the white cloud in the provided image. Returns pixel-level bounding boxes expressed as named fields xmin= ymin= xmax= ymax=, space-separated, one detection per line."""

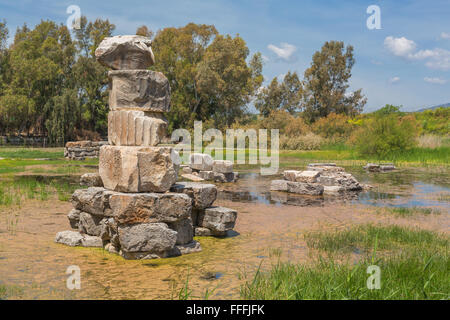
xmin=261 ymin=55 xmax=270 ymax=63
xmin=384 ymin=36 xmax=416 ymax=57
xmin=384 ymin=36 xmax=450 ymax=71
xmin=388 ymin=76 xmax=400 ymax=84
xmin=267 ymin=43 xmax=297 ymax=62
xmin=441 ymin=32 xmax=450 ymax=39
xmin=424 ymin=77 xmax=447 ymax=84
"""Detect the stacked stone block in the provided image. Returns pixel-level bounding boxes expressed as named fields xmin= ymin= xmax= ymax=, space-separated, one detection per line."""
xmin=181 ymin=153 xmax=239 ymax=183
xmin=55 ymin=35 xmax=238 ymax=260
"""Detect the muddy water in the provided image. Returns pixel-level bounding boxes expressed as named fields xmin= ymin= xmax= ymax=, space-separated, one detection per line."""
xmin=0 ymin=167 xmax=449 ymax=300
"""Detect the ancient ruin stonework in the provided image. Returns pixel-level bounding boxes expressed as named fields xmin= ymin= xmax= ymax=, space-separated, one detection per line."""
xmin=64 ymin=141 xmax=108 ymax=160
xmin=180 ymin=153 xmax=239 ymax=183
xmin=55 ymin=35 xmax=238 ymax=260
xmin=272 ymin=163 xmax=363 ymax=195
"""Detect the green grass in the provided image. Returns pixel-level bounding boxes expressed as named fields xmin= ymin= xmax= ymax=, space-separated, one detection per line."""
xmin=378 ymin=207 xmax=441 ymax=217
xmin=241 ymin=225 xmax=449 ymax=300
xmin=281 ymin=145 xmax=449 ymax=166
xmin=0 ymin=147 xmax=64 ymax=159
xmin=0 ymin=176 xmax=82 ymax=206
xmin=0 ymin=283 xmax=24 ymax=300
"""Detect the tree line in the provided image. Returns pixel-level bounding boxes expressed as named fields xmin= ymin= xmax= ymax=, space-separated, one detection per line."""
xmin=0 ymin=18 xmax=366 ymax=145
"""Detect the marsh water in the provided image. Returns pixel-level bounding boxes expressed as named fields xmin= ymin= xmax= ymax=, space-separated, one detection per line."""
xmin=217 ymin=168 xmax=450 ymax=210
xmin=0 ymin=166 xmax=448 ymax=299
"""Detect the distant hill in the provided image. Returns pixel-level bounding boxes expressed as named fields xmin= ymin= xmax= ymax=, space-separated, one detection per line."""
xmin=415 ymin=103 xmax=450 ymax=112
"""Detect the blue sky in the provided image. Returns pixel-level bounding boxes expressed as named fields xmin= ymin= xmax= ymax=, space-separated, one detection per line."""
xmin=1 ymin=0 xmax=449 ymax=112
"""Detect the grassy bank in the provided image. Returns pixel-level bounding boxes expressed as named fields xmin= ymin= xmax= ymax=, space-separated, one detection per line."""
xmin=241 ymin=225 xmax=449 ymax=300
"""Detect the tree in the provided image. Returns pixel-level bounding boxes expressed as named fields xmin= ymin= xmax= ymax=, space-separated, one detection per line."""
xmin=136 ymin=25 xmax=153 ymax=39
xmin=150 ymin=23 xmax=262 ymax=130
xmin=302 ymin=41 xmax=366 ymax=122
xmin=255 ymin=71 xmax=302 ymax=117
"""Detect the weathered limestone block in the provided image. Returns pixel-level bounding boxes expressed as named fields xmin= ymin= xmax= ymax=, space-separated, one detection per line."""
xmin=197 ymin=206 xmax=237 ymax=235
xmin=67 ymin=209 xmax=81 ymax=229
xmin=99 ymin=146 xmax=179 ymax=193
xmin=198 ymin=171 xmax=215 ymax=181
xmin=95 ymin=35 xmax=155 ymax=70
xmin=109 ymin=192 xmax=192 ymax=225
xmin=181 ymin=173 xmax=205 ymax=182
xmin=108 ymin=110 xmax=168 ymax=147
xmin=78 ymin=212 xmax=105 ymax=236
xmin=287 ymin=181 xmax=324 ymax=195
xmin=109 ymin=70 xmax=170 ymax=113
xmin=307 ymin=165 xmax=344 ymax=172
xmin=71 ymin=187 xmax=117 ymax=216
xmin=65 ymin=141 xmax=108 ymax=160
xmin=118 ymin=223 xmax=177 ymax=253
xmin=380 ymin=164 xmax=395 ymax=171
xmin=55 ymin=230 xmax=103 ymax=248
xmin=170 ymin=182 xmax=217 ymax=209
xmin=270 ymin=180 xmax=289 ymax=192
xmin=323 ymin=186 xmax=345 ymax=194
xmin=213 ymin=172 xmax=236 ymax=183
xmin=80 ymin=173 xmax=104 ymax=187
xmin=212 ymin=160 xmax=233 ymax=173
xmin=168 ymin=218 xmax=194 ymax=245
xmin=283 ymin=170 xmax=300 ymax=182
xmin=317 ymin=172 xmax=362 ymax=191
xmin=308 ymin=163 xmax=337 ymax=167
xmin=189 ymin=153 xmax=213 ymax=171
xmin=194 ymin=227 xmax=214 ymax=237
xmin=295 ymin=171 xmax=320 ymax=183
xmin=181 ymin=166 xmax=192 ymax=174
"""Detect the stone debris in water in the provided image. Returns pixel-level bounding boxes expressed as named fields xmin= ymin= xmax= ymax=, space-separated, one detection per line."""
xmin=274 ymin=163 xmax=363 ymax=195
xmin=187 ymin=153 xmax=238 ymax=183
xmin=363 ymin=163 xmax=396 ymax=172
xmin=55 ymin=36 xmax=239 ymax=260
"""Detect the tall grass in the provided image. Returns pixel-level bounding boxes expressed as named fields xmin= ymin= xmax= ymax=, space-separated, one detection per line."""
xmin=241 ymin=225 xmax=449 ymax=300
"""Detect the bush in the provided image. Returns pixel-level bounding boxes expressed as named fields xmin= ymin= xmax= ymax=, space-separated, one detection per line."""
xmin=311 ymin=113 xmax=355 ymax=142
xmin=355 ymin=114 xmax=418 ymax=158
xmin=280 ymin=132 xmax=324 ymax=150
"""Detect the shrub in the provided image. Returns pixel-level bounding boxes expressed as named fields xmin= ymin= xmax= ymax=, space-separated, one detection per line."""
xmin=280 ymin=132 xmax=324 ymax=150
xmin=355 ymin=114 xmax=418 ymax=158
xmin=311 ymin=112 xmax=355 ymax=142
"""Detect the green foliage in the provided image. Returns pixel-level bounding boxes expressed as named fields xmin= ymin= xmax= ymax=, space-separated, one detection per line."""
xmin=241 ymin=225 xmax=449 ymax=300
xmin=355 ymin=106 xmax=418 ymax=158
xmin=302 ymin=41 xmax=366 ymax=122
xmin=255 ymin=71 xmax=302 ymax=117
xmin=0 ymin=17 xmax=114 ymax=144
xmin=415 ymin=107 xmax=450 ymax=135
xmin=150 ymin=23 xmax=263 ymax=131
xmin=311 ymin=112 xmax=355 ymax=141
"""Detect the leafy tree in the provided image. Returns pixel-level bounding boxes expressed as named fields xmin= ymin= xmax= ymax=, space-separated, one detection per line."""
xmin=302 ymin=41 xmax=366 ymax=122
xmin=255 ymin=71 xmax=302 ymax=117
xmin=136 ymin=25 xmax=154 ymax=38
xmin=151 ymin=23 xmax=262 ymax=130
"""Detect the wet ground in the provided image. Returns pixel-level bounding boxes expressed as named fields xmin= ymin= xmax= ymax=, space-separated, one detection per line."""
xmin=0 ymin=166 xmax=448 ymax=299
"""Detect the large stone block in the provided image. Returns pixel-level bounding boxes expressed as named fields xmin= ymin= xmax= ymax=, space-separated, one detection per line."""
xmin=95 ymin=35 xmax=155 ymax=70
xmin=197 ymin=206 xmax=237 ymax=235
xmin=109 ymin=70 xmax=170 ymax=113
xmin=212 ymin=160 xmax=233 ymax=173
xmin=78 ymin=212 xmax=104 ymax=236
xmin=118 ymin=223 xmax=177 ymax=253
xmin=317 ymin=172 xmax=362 ymax=191
xmin=168 ymin=218 xmax=194 ymax=245
xmin=80 ymin=173 xmax=104 ymax=187
xmin=55 ymin=230 xmax=103 ymax=248
xmin=294 ymin=171 xmax=320 ymax=183
xmin=270 ymin=180 xmax=289 ymax=192
xmin=108 ymin=110 xmax=168 ymax=147
xmin=109 ymin=192 xmax=192 ymax=225
xmin=99 ymin=146 xmax=179 ymax=193
xmin=71 ymin=187 xmax=117 ymax=216
xmin=170 ymin=182 xmax=217 ymax=209
xmin=189 ymin=153 xmax=213 ymax=171
xmin=287 ymin=181 xmax=324 ymax=195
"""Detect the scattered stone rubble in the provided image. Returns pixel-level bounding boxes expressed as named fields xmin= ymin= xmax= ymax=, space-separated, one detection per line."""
xmin=64 ymin=141 xmax=108 ymax=160
xmin=55 ymin=35 xmax=238 ymax=260
xmin=363 ymin=163 xmax=396 ymax=172
xmin=271 ymin=163 xmax=363 ymax=195
xmin=180 ymin=153 xmax=239 ymax=183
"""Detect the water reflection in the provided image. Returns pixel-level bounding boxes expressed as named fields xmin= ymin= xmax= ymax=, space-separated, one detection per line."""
xmin=218 ymin=171 xmax=450 ymax=210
